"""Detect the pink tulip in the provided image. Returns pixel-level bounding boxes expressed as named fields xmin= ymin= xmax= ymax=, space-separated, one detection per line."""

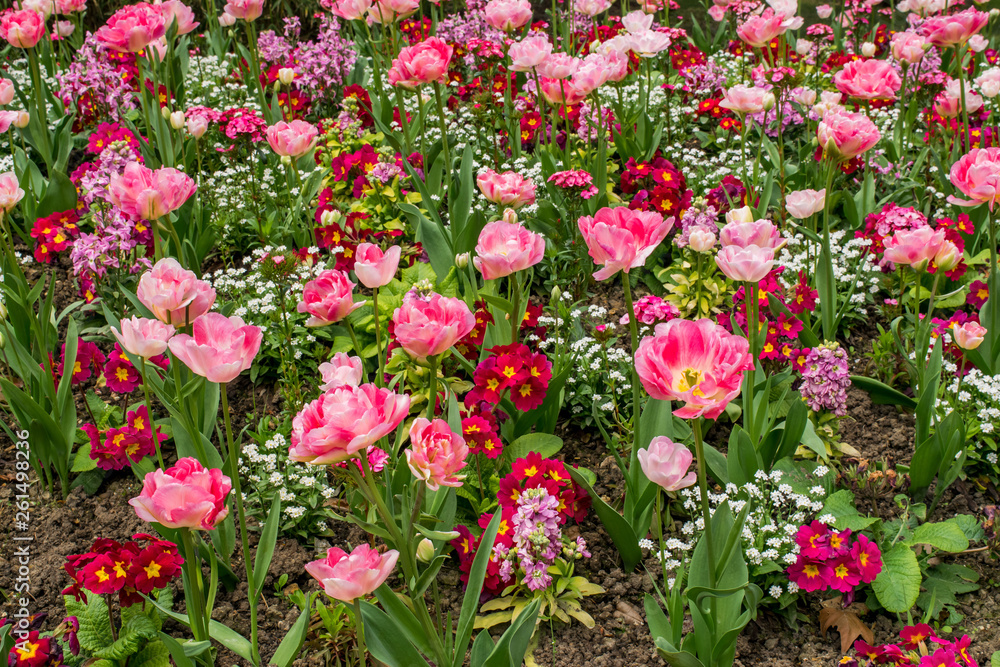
xmin=476 ymin=170 xmax=537 ymax=209
xmin=218 ymin=11 xmax=236 ymax=25
xmin=158 ymin=0 xmax=198 ymax=35
xmin=715 ymin=244 xmax=775 ymax=282
xmin=725 ymin=206 xmax=755 ymax=225
xmin=575 ymin=0 xmax=612 ymax=15
xmin=137 ymin=258 xmax=217 ymax=326
xmin=223 ymin=0 xmax=264 ymax=21
xmin=109 ymin=162 xmax=197 ymax=221
xmin=817 ymin=111 xmax=881 ymax=162
xmin=305 ymin=544 xmax=399 ymax=602
xmin=635 ymin=318 xmax=753 ymax=420
xmin=538 ymin=77 xmax=587 ymax=105
xmin=812 ymin=90 xmax=845 ymax=119
xmin=289 ymin=383 xmax=410 ymax=464
xmin=0 ymin=9 xmax=46 ymax=48
xmin=932 ymin=240 xmax=961 ymax=272
xmin=265 ymin=120 xmax=318 ymax=158
xmin=354 ymin=243 xmax=401 ymax=288
xmin=0 ymin=78 xmax=14 ymax=105
xmin=405 ymin=418 xmax=469 ymax=491
xmin=952 ymin=321 xmax=987 ymax=351
xmin=297 ymin=269 xmax=363 ymax=327
xmin=882 ymin=226 xmax=947 ymax=271
xmin=969 ymin=35 xmax=988 ymax=53
xmin=129 ymin=457 xmax=231 ymax=530
xmin=638 ymin=436 xmax=696 ymax=492
xmin=391 ymin=291 xmax=476 ymax=362
xmin=785 ymin=189 xmax=826 ymax=219
xmin=921 ymin=8 xmax=988 ymax=47
xmin=688 ymin=228 xmax=717 ymax=252
xmin=833 ymin=59 xmax=901 ymax=100
xmin=536 ymin=52 xmax=580 ymax=79
xmin=719 ymin=219 xmax=784 ymax=250
xmin=95 ymin=3 xmax=166 ymax=52
xmin=112 ymin=316 xmax=175 ymax=359
xmin=55 ymin=0 xmax=87 ymax=13
xmin=168 ymin=312 xmax=262 ymax=383
xmin=473 ymin=221 xmax=546 ymax=280
xmin=319 ymin=352 xmax=364 ymax=390
xmin=483 ymin=0 xmax=532 ymax=31
xmin=367 ymin=0 xmax=419 ymax=22
xmin=595 ymin=43 xmax=630 ymax=81
xmin=719 ymin=85 xmax=775 ymax=114
xmin=55 ymin=19 xmax=75 ymax=36
xmin=571 ymin=54 xmax=613 ymax=96
xmin=626 ymin=29 xmax=672 ymax=57
xmin=622 ymin=10 xmax=653 ymax=33
xmin=935 ymin=79 xmax=983 ymax=118
xmin=975 ymin=68 xmax=1000 ymax=99
xmin=736 ymin=11 xmax=786 ymax=48
xmin=387 ymin=37 xmax=453 ymax=89
xmin=187 ymin=115 xmax=208 ymax=138
xmin=948 ymin=148 xmax=1000 ymax=211
xmin=0 ymin=111 xmax=18 ymax=134
xmin=816 ymin=3 xmax=832 ymax=17
xmin=578 ymin=207 xmax=674 ymax=281
xmin=327 ymin=0 xmax=371 ymax=20
xmin=890 ymin=31 xmax=928 ymax=64
xmin=508 ymin=33 xmax=553 ymax=71
xmin=0 ymin=170 xmax=25 ymax=212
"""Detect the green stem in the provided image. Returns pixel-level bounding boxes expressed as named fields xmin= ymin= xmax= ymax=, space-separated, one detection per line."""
xmin=353 ymin=597 xmax=367 ymax=667
xmin=432 ymin=82 xmax=452 ymax=185
xmin=692 ymin=419 xmax=717 ymax=588
xmin=622 ymin=272 xmax=641 ymax=453
xmin=427 ymin=354 xmax=438 ymax=419
xmin=743 ymin=282 xmax=758 ymax=442
xmin=26 ymin=49 xmax=52 ymax=167
xmin=179 ymin=529 xmax=209 ymax=642
xmin=509 ymin=274 xmax=522 ymax=345
xmin=139 ymin=358 xmax=165 ymax=469
xmin=819 ymin=160 xmax=837 ymax=341
xmin=954 ymin=46 xmax=971 ymax=154
xmin=373 ymin=288 xmax=384 ymax=386
xmin=394 ymin=85 xmax=413 ymax=155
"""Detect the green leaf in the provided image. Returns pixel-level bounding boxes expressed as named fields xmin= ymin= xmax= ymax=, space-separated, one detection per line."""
xmin=359 ymin=602 xmax=432 ymax=667
xmin=991 ymin=650 xmax=1000 ymax=667
xmin=373 ymin=584 xmax=436 ymax=658
xmin=566 ymin=466 xmax=643 ymax=571
xmin=72 ymin=443 xmax=98 ymax=472
xmin=95 ymin=609 xmax=157 ymax=659
xmin=269 ymin=595 xmax=312 ymax=667
xmin=452 ymin=512 xmax=501 ymax=667
xmin=503 ymin=433 xmax=563 ymax=464
xmin=128 ymin=640 xmax=171 ymax=667
xmin=849 ymin=376 xmax=917 ymax=409
xmin=482 ymin=598 xmax=541 ymax=667
xmin=252 ymin=495 xmax=282 ymax=596
xmin=917 ymin=564 xmax=979 ymax=617
xmin=873 ymin=544 xmax=921 ymax=613
xmin=821 ymin=490 xmax=879 ymax=532
xmin=905 ymin=522 xmax=970 ymax=553
xmin=947 ymin=514 xmax=986 ymax=542
xmin=75 ymin=593 xmax=114 ymax=651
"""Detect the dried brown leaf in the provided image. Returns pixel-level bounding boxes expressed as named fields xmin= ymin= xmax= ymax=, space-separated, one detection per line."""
xmin=819 ymin=607 xmax=874 ymax=654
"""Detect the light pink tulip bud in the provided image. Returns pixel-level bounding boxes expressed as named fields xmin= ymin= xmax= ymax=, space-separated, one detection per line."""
xmin=0 ymin=78 xmax=13 ymax=106
xmin=278 ymin=67 xmax=295 ymax=85
xmin=305 ymin=544 xmax=399 ymax=602
xmin=297 ymin=269 xmax=363 ymax=326
xmin=55 ymin=20 xmax=75 ymax=36
xmin=319 ymin=352 xmax=364 ymax=390
xmin=266 ymin=119 xmax=318 ymax=158
xmin=688 ymin=228 xmax=717 ymax=252
xmin=223 ymin=0 xmax=265 ymax=21
xmin=638 ymin=436 xmax=697 ymax=491
xmin=137 ymin=257 xmax=216 ymax=326
xmin=792 ymin=88 xmax=817 ymax=106
xmin=502 ymin=208 xmax=518 ymax=224
xmin=968 ymin=34 xmax=987 ymax=53
xmin=327 ymin=0 xmax=372 ymax=20
xmin=112 ymin=316 xmax=176 ymax=359
xmin=353 ymin=243 xmax=401 ymax=288
xmin=817 ymin=3 xmax=832 ymax=17
xmin=170 ymin=110 xmax=185 ymax=130
xmin=406 ymin=418 xmax=469 ymax=491
xmin=952 ymin=321 xmax=986 ymax=350
xmin=785 ymin=189 xmax=826 ymax=219
xmin=187 ymin=115 xmax=208 ymax=138
xmin=861 ymin=42 xmax=876 ymax=57
xmin=975 ymin=68 xmax=1000 ymax=98
xmin=13 ymin=110 xmax=29 ymax=128
xmin=168 ymin=312 xmax=262 ymax=383
xmin=219 ymin=11 xmax=236 ymax=25
xmin=932 ymin=240 xmax=961 ymax=272
xmin=725 ymin=206 xmax=755 ymax=225
xmin=129 ymin=457 xmax=231 ymax=530
xmin=795 ymin=38 xmax=813 ymax=55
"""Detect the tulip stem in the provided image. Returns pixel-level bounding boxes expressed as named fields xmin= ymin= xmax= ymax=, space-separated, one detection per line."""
xmin=427 ymin=354 xmax=439 ymax=419
xmin=140 ymin=358 xmax=165 ymax=469
xmin=819 ymin=160 xmax=837 ymax=342
xmin=372 ymin=288 xmax=384 ymax=387
xmin=220 ymin=383 xmax=261 ymax=667
xmin=692 ymin=418 xmax=717 ymax=589
xmin=954 ymin=46 xmax=972 ymax=154
xmin=353 ymin=598 xmax=367 ymax=667
xmin=179 ymin=529 xmax=209 ymax=643
xmin=509 ymin=274 xmax=522 ymax=345
xmin=345 ymin=320 xmax=365 ymax=377
xmin=621 ymin=271 xmax=641 ymax=458
xmin=743 ymin=281 xmax=758 ymax=443
xmin=26 ymin=49 xmax=52 ymax=168
xmin=432 ymin=82 xmax=452 ymax=188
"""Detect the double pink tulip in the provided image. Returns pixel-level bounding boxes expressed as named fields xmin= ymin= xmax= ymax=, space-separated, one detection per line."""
xmin=0 ymin=8 xmax=45 ymax=48
xmin=95 ymin=3 xmax=166 ymax=52
xmin=817 ymin=111 xmax=881 ymax=162
xmin=920 ymin=8 xmax=988 ymax=47
xmin=536 ymin=52 xmax=579 ymax=79
xmin=158 ymin=0 xmax=199 ymax=35
xmin=473 ymin=221 xmax=546 ymax=280
xmin=952 ymin=322 xmax=987 ymax=351
xmin=714 ymin=215 xmax=780 ymax=282
xmin=935 ymin=79 xmax=983 ymax=118
xmin=882 ymin=226 xmax=948 ymax=272
xmin=289 ymin=383 xmax=410 ymax=464
xmin=265 ymin=120 xmax=318 ymax=158
xmin=833 ymin=59 xmax=901 ymax=101
xmin=305 ymin=544 xmax=399 ymax=603
xmin=109 ymin=162 xmax=197 ymax=221
xmin=577 ymin=207 xmax=674 ymax=281
xmin=715 ymin=245 xmax=775 ymax=283
xmin=635 ymin=318 xmax=753 ymax=420
xmin=297 ymin=269 xmax=363 ymax=327
xmin=387 ymin=37 xmax=453 ymax=89
xmin=405 ymin=418 xmax=469 ymax=491
xmin=785 ymin=189 xmax=826 ymax=219
xmin=508 ymin=34 xmax=553 ymax=72
xmin=129 ymin=457 xmax=231 ymax=530
xmin=391 ymin=291 xmax=476 ymax=362
xmin=223 ymin=0 xmax=265 ymax=21
xmin=890 ymin=31 xmax=928 ymax=64
xmin=168 ymin=313 xmax=263 ymax=383
xmin=0 ymin=171 xmax=25 ymax=212
xmin=354 ymin=243 xmax=401 ymax=289
xmin=483 ymin=0 xmax=532 ymax=31
xmin=112 ymin=316 xmax=175 ymax=359
xmin=319 ymin=352 xmax=364 ymax=391
xmin=539 ymin=78 xmax=587 ymax=106
xmin=327 ymin=0 xmax=372 ymax=20
xmin=476 ymin=170 xmax=537 ymax=209
xmin=719 ymin=85 xmax=774 ymax=114
xmin=136 ymin=258 xmax=217 ymax=326
xmin=736 ymin=11 xmax=786 ymax=48
xmin=0 ymin=78 xmax=13 ymax=106
xmin=948 ymin=148 xmax=1000 ymax=211
xmin=719 ymin=216 xmax=783 ymax=250
xmin=638 ymin=436 xmax=697 ymax=492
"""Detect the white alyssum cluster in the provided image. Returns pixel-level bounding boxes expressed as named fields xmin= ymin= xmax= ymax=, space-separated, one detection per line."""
xmin=777 ymin=229 xmax=882 ymax=315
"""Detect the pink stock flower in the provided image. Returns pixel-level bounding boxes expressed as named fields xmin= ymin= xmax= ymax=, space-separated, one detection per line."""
xmin=327 ymin=0 xmax=371 ymax=20
xmin=297 ymin=269 xmax=363 ymax=327
xmin=319 ymin=352 xmax=364 ymax=390
xmin=168 ymin=312 xmax=262 ymax=383
xmin=719 ymin=85 xmax=774 ymax=114
xmin=265 ymin=120 xmax=318 ymax=158
xmin=715 ymin=245 xmax=776 ymax=282
xmin=305 ymin=544 xmax=399 ymax=602
xmin=289 ymin=383 xmax=410 ymax=464
xmin=405 ymin=418 xmax=469 ymax=491
xmin=391 ymin=291 xmax=476 ymax=362
xmin=0 ymin=171 xmax=25 ymax=212
xmin=577 ymin=207 xmax=674 ymax=281
xmin=508 ymin=34 xmax=553 ymax=71
xmin=223 ymin=0 xmax=265 ymax=21
xmin=109 ymin=162 xmax=197 ymax=221
xmin=948 ymin=148 xmax=1000 ymax=211
xmin=476 ymin=170 xmax=537 ymax=209
xmin=0 ymin=9 xmax=46 ymax=48
xmin=136 ymin=258 xmax=217 ymax=326
xmin=387 ymin=37 xmax=452 ymax=89
xmin=719 ymin=218 xmax=783 ymax=250
xmin=817 ymin=111 xmax=881 ymax=161
xmin=95 ymin=3 xmax=166 ymax=52
xmin=890 ymin=31 xmax=928 ymax=64
xmin=158 ymin=1 xmax=198 ymax=35
xmin=635 ymin=317 xmax=753 ymax=419
xmin=952 ymin=321 xmax=987 ymax=350
xmin=920 ymin=8 xmax=988 ymax=47
xmin=882 ymin=226 xmax=947 ymax=271
xmin=354 ymin=243 xmax=401 ymax=288
xmin=536 ymin=52 xmax=579 ymax=79
xmin=129 ymin=457 xmax=231 ymax=530
xmin=473 ymin=221 xmax=546 ymax=280
xmin=736 ymin=11 xmax=786 ymax=48
xmin=833 ymin=59 xmax=902 ymax=100
xmin=483 ymin=0 xmax=532 ymax=31
xmin=112 ymin=316 xmax=175 ymax=359
xmin=785 ymin=189 xmax=826 ymax=219
xmin=638 ymin=436 xmax=696 ymax=492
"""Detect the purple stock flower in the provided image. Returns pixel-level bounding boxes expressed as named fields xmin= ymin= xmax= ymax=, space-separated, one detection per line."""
xmin=798 ymin=342 xmax=851 ymax=416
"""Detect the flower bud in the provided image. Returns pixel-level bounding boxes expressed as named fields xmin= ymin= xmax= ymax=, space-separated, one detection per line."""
xmin=0 ymin=302 xmax=6 ymax=319
xmin=689 ymin=228 xmax=717 ymax=252
xmin=795 ymin=38 xmax=813 ymax=55
xmin=933 ymin=241 xmax=961 ymax=272
xmin=502 ymin=208 xmax=518 ymax=224
xmin=455 ymin=252 xmax=470 ymax=268
xmin=0 ymin=330 xmax=5 ymax=349
xmin=13 ymin=111 xmax=29 ymax=129
xmin=170 ymin=110 xmax=186 ymax=130
xmin=280 ymin=154 xmax=292 ymax=166
xmin=219 ymin=11 xmax=236 ymax=26
xmin=278 ymin=68 xmax=296 ymax=85
xmin=187 ymin=115 xmax=208 ymax=138
xmin=969 ymin=35 xmax=987 ymax=53
xmin=861 ymin=42 xmax=876 ymax=57
xmin=161 ymin=105 xmax=172 ymax=120
xmin=320 ymin=209 xmax=341 ymax=226
xmin=762 ymin=92 xmax=776 ymax=111
xmin=56 ymin=20 xmax=75 ymax=37
xmin=416 ymin=538 xmax=435 ymax=563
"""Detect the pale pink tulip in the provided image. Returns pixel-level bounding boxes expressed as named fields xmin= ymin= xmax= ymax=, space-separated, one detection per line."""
xmin=218 ymin=11 xmax=236 ymax=25
xmin=0 ymin=78 xmax=15 ymax=105
xmin=158 ymin=0 xmax=198 ymax=35
xmin=638 ymin=436 xmax=696 ymax=491
xmin=538 ymin=77 xmax=587 ymax=105
xmin=719 ymin=85 xmax=775 ymax=114
xmin=168 ymin=312 xmax=262 ymax=383
xmin=948 ymin=148 xmax=1000 ymax=211
xmin=319 ymin=352 xmax=364 ymax=390
xmin=816 ymin=3 xmax=832 ymax=17
xmin=354 ymin=243 xmax=401 ymax=288
xmin=578 ymin=207 xmax=674 ymax=281
xmin=621 ymin=9 xmax=653 ymax=33
xmin=817 ymin=111 xmax=881 ymax=161
xmin=0 ymin=111 xmax=17 ymax=134
xmin=473 ymin=221 xmax=546 ymax=280
xmin=305 ymin=544 xmax=399 ymax=602
xmin=572 ymin=53 xmax=613 ymax=96
xmin=95 ymin=3 xmax=166 ymax=52
xmin=112 ymin=316 xmax=175 ymax=359
xmin=725 ymin=206 xmax=755 ymax=225
xmin=129 ymin=457 xmax=231 ymax=530
xmin=391 ymin=291 xmax=476 ymax=362
xmin=55 ymin=0 xmax=87 ymax=13
xmin=976 ymin=68 xmax=1000 ymax=99
xmin=688 ymin=228 xmax=717 ymax=252
xmin=736 ymin=11 xmax=786 ymax=48
xmin=785 ymin=189 xmax=826 ymax=219
xmin=890 ymin=31 xmax=928 ymax=64
xmin=627 ymin=29 xmax=672 ymax=57
xmin=833 ymin=59 xmax=901 ymax=100
xmin=109 ymin=162 xmax=197 ymax=221
xmin=635 ymin=318 xmax=753 ymax=420
xmin=953 ymin=321 xmax=987 ymax=350
xmin=921 ymin=8 xmax=988 ymax=47
xmin=223 ymin=0 xmax=264 ymax=21
xmin=935 ymin=79 xmax=983 ymax=117
xmin=719 ymin=219 xmax=784 ymax=250
xmin=406 ymin=418 xmax=469 ymax=491
xmin=882 ymin=226 xmax=947 ymax=271
xmin=327 ymin=0 xmax=371 ymax=20
xmin=715 ymin=244 xmax=775 ymax=282
xmin=137 ymin=258 xmax=216 ymax=326
xmin=265 ymin=120 xmax=318 ymax=158
xmin=508 ymin=34 xmax=553 ymax=71
xmin=55 ymin=19 xmax=75 ymax=36
xmin=0 ymin=9 xmax=46 ymax=48
xmin=574 ymin=0 xmax=612 ymax=16
xmin=535 ymin=52 xmax=579 ymax=79
xmin=476 ymin=170 xmax=537 ymax=209
xmin=0 ymin=170 xmax=25 ymax=212
xmin=387 ymin=37 xmax=452 ymax=89
xmin=289 ymin=383 xmax=410 ymax=464
xmin=969 ymin=34 xmax=988 ymax=53
xmin=297 ymin=269 xmax=363 ymax=327
xmin=484 ymin=0 xmax=532 ymax=31
xmin=187 ymin=115 xmax=208 ymax=138
xmin=812 ymin=90 xmax=845 ymax=119
xmin=932 ymin=240 xmax=961 ymax=272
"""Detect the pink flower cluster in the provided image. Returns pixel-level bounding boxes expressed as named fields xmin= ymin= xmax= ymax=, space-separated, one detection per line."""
xmin=786 ymin=522 xmax=881 ymax=595
xmin=621 ymin=294 xmax=679 ymax=327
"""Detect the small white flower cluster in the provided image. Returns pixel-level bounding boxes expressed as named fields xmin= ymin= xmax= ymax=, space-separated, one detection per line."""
xmin=777 ymin=229 xmax=882 ymax=316
xmin=942 ymin=364 xmax=1000 ymax=470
